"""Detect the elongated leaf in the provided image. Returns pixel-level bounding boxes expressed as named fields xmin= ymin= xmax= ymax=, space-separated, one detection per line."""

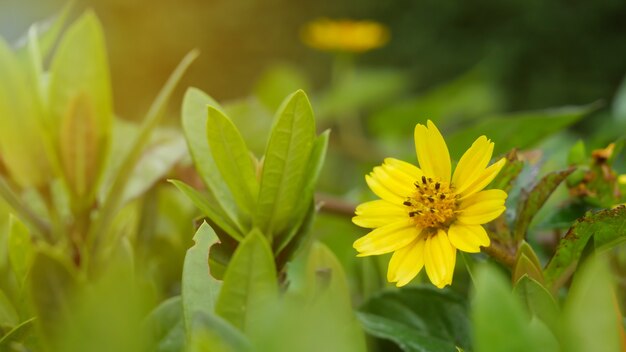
xmin=0 ymin=37 xmax=50 ymax=188
xmin=49 ymin=11 xmax=112 ymax=200
xmin=216 ymin=230 xmax=278 ymax=333
xmin=8 ymin=215 xmax=33 ymax=287
xmin=359 ymin=286 xmax=470 ymax=352
xmin=562 ymin=257 xmax=622 ymax=352
xmin=0 ymin=317 xmax=36 ymax=347
xmin=446 ymin=103 xmax=600 ymax=156
xmin=15 ymin=2 xmax=72 ymax=60
xmin=514 ymin=168 xmax=574 ymax=241
xmin=188 ymin=313 xmax=252 ymax=352
xmin=544 ymin=206 xmax=626 ymax=289
xmin=181 ymin=88 xmax=243 ymax=232
xmin=513 ymin=276 xmax=559 ymax=332
xmin=182 ymin=222 xmax=222 ymax=335
xmin=207 ymin=107 xmax=258 ymax=214
xmin=143 ymin=296 xmax=185 ymax=352
xmin=255 ymin=90 xmax=316 ymax=237
xmin=0 ymin=289 xmax=18 ymax=328
xmin=169 ymin=180 xmax=242 ymax=241
xmin=276 ymin=130 xmax=330 ymax=252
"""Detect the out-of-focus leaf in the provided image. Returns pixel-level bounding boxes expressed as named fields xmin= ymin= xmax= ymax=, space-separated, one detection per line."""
xmin=489 ymin=150 xmax=524 ymax=193
xmin=143 ymin=296 xmax=186 ymax=352
xmin=368 ymin=68 xmax=500 ymax=137
xmin=473 ymin=264 xmax=552 ymax=352
xmin=188 ymin=313 xmax=252 ymax=352
xmin=182 ymin=222 xmax=222 ymax=337
xmin=358 ymin=286 xmax=470 ymax=352
xmin=29 ymin=249 xmax=77 ymax=344
xmin=181 ymin=88 xmax=244 ymax=232
xmin=562 ymin=257 xmax=622 ymax=352
xmin=8 ymin=215 xmax=33 ymax=287
xmin=0 ymin=317 xmax=36 ymax=348
xmin=318 ymin=68 xmax=409 ymax=121
xmin=544 ymin=206 xmax=626 ymax=289
xmin=513 ymin=276 xmax=559 ymax=332
xmin=122 ymin=129 xmax=187 ymax=205
xmin=255 ymin=242 xmax=366 ymax=352
xmin=513 ymin=254 xmax=544 ymax=285
xmin=0 ymin=37 xmax=50 ymax=188
xmin=15 ymin=2 xmax=72 ymax=60
xmin=169 ymin=180 xmax=243 ymax=241
xmin=514 ymin=168 xmax=575 ymax=242
xmin=567 ymin=140 xmax=587 ymax=165
xmin=613 ymin=73 xmax=626 ymax=122
xmin=215 ymin=230 xmax=277 ymax=333
xmin=255 ymin=64 xmax=310 ymax=112
xmin=0 ymin=289 xmax=18 ymax=328
xmin=446 ymin=103 xmax=600 ymax=157
xmin=255 ymin=90 xmax=315 ymax=237
xmin=207 ymin=107 xmax=258 ymax=215
xmin=275 ymin=130 xmax=330 ymax=253
xmin=49 ymin=11 xmax=112 ymax=200
xmin=223 ymin=97 xmax=274 ymax=156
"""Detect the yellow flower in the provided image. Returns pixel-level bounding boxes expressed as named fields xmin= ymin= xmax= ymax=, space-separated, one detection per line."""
xmin=352 ymin=121 xmax=507 ymax=288
xmin=301 ymin=18 xmax=389 ymax=53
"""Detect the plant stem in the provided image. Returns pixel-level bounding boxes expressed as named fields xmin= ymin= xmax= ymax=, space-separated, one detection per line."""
xmin=481 ymin=241 xmax=516 ymax=268
xmin=0 ymin=176 xmax=52 ymax=241
xmin=315 ymin=193 xmax=356 ymax=217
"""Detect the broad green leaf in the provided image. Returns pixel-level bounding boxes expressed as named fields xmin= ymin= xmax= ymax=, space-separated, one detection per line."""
xmin=544 ymin=206 xmax=626 ymax=289
xmin=446 ymin=103 xmax=600 ymax=156
xmin=359 ymin=286 xmax=470 ymax=352
xmin=169 ymin=180 xmax=243 ymax=241
xmin=562 ymin=257 xmax=622 ymax=352
xmin=49 ymin=11 xmax=112 ymax=201
xmin=0 ymin=37 xmax=50 ymax=188
xmin=255 ymin=90 xmax=316 ymax=237
xmin=216 ymin=230 xmax=278 ymax=333
xmin=514 ymin=168 xmax=574 ymax=242
xmin=181 ymin=87 xmax=243 ymax=233
xmin=182 ymin=222 xmax=222 ymax=337
xmin=473 ymin=265 xmax=550 ymax=352
xmin=122 ymin=129 xmax=187 ymax=205
xmin=0 ymin=317 xmax=36 ymax=348
xmin=513 ymin=276 xmax=559 ymax=332
xmin=143 ymin=296 xmax=186 ymax=352
xmin=207 ymin=107 xmax=259 ymax=215
xmin=29 ymin=249 xmax=77 ymax=344
xmin=567 ymin=140 xmax=587 ymax=165
xmin=276 ymin=130 xmax=330 ymax=252
xmin=8 ymin=215 xmax=33 ymax=287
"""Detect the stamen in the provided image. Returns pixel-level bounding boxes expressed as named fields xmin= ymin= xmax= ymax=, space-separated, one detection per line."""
xmin=421 ymin=176 xmax=427 ymax=184
xmin=435 ymin=182 xmax=440 ymax=190
xmin=403 ymin=177 xmax=458 ymax=229
xmin=403 ymin=200 xmax=412 ymax=206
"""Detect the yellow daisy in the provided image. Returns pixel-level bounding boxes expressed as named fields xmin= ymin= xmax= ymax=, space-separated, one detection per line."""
xmin=301 ymin=18 xmax=389 ymax=53
xmin=352 ymin=121 xmax=507 ymax=288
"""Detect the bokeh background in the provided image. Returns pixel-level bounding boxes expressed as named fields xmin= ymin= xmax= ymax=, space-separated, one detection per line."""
xmin=3 ymin=0 xmax=626 ymax=120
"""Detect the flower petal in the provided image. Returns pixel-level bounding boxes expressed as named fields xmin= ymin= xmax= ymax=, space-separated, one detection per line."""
xmin=414 ymin=121 xmax=451 ymax=182
xmin=448 ymin=223 xmax=490 ymax=253
xmin=387 ymin=235 xmax=426 ymax=287
xmin=371 ymin=166 xmax=414 ymax=197
xmin=457 ymin=189 xmax=507 ymax=225
xmin=383 ymin=158 xmax=423 ymax=183
xmin=365 ymin=174 xmax=404 ymax=204
xmin=457 ymin=158 xmax=507 ymax=199
xmin=353 ymin=200 xmax=407 ymax=228
xmin=353 ymin=220 xmax=419 ymax=256
xmin=423 ymin=230 xmax=456 ymax=288
xmin=452 ymin=136 xmax=494 ymax=195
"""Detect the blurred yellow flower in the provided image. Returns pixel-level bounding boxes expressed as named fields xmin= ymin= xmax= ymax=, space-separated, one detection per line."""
xmin=619 ymin=174 xmax=626 ymax=185
xmin=353 ymin=121 xmax=507 ymax=288
xmin=301 ymin=18 xmax=389 ymax=53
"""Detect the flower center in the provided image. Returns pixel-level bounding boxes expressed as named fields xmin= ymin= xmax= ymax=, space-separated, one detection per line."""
xmin=403 ymin=175 xmax=458 ymax=229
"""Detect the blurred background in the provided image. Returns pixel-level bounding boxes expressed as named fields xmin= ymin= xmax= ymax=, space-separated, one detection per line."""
xmin=3 ymin=0 xmax=626 ymax=120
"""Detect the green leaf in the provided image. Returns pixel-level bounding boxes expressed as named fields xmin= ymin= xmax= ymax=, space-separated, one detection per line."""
xmin=169 ymin=180 xmax=243 ymax=241
xmin=255 ymin=90 xmax=316 ymax=237
xmin=143 ymin=296 xmax=186 ymax=352
xmin=181 ymin=87 xmax=243 ymax=233
xmin=446 ymin=103 xmax=600 ymax=156
xmin=613 ymin=73 xmax=626 ymax=122
xmin=15 ymin=2 xmax=72 ymax=60
xmin=254 ymin=64 xmax=311 ymax=112
xmin=207 ymin=107 xmax=259 ymax=215
xmin=0 ymin=37 xmax=50 ymax=188
xmin=8 ymin=215 xmax=33 ymax=287
xmin=359 ymin=286 xmax=470 ymax=352
xmin=188 ymin=313 xmax=252 ymax=352
xmin=122 ymin=129 xmax=187 ymax=205
xmin=562 ymin=257 xmax=622 ymax=352
xmin=513 ymin=276 xmax=559 ymax=332
xmin=473 ymin=265 xmax=551 ymax=352
xmin=275 ymin=130 xmax=330 ymax=252
xmin=0 ymin=317 xmax=36 ymax=348
xmin=567 ymin=140 xmax=587 ymax=165
xmin=489 ymin=149 xmax=524 ymax=193
xmin=513 ymin=254 xmax=545 ymax=285
xmin=544 ymin=206 xmax=626 ymax=289
xmin=514 ymin=168 xmax=575 ymax=242
xmin=49 ymin=11 xmax=112 ymax=200
xmin=215 ymin=230 xmax=278 ymax=333
xmin=182 ymin=222 xmax=222 ymax=336
xmin=0 ymin=289 xmax=18 ymax=328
